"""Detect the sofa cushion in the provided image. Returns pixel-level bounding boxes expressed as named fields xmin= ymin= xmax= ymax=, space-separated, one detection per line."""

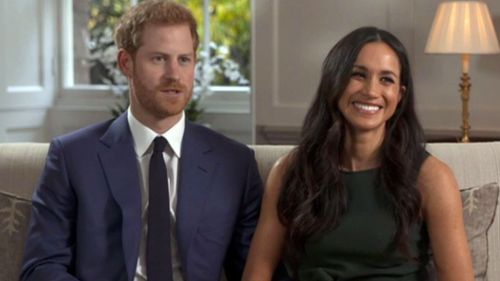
xmin=0 ymin=190 xmax=32 ymax=281
xmin=427 ymin=182 xmax=499 ymax=281
xmin=462 ymin=182 xmax=499 ymax=280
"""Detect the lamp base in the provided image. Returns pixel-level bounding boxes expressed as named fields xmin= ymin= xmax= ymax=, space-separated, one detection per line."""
xmin=460 ymin=133 xmax=470 ymax=143
xmin=460 ymin=72 xmax=471 ymax=143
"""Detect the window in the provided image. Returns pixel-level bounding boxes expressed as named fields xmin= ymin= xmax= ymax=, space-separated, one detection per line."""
xmin=71 ymin=0 xmax=134 ymax=86
xmin=67 ymin=0 xmax=250 ymax=99
xmin=178 ymin=0 xmax=250 ymax=88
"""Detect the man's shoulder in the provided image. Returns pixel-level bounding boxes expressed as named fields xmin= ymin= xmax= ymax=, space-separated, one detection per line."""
xmin=53 ymin=118 xmax=115 ymax=148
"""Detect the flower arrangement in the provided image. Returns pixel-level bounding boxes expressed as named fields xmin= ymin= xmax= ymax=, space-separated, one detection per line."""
xmin=85 ymin=27 xmax=248 ymax=122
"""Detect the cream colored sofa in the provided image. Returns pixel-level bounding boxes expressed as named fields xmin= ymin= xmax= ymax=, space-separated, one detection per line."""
xmin=1 ymin=142 xmax=499 ymax=280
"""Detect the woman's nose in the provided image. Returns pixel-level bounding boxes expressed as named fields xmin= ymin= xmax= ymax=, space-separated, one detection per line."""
xmin=363 ymin=77 xmax=380 ymax=97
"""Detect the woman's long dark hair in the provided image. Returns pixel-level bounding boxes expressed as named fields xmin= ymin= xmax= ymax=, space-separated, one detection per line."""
xmin=277 ymin=26 xmax=426 ymax=273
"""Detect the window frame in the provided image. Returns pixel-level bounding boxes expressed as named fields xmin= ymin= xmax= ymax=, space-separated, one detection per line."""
xmin=58 ymin=0 xmax=250 ymax=114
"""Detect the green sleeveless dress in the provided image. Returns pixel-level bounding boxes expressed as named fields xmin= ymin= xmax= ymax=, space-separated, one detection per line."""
xmin=298 ymin=168 xmax=430 ymax=281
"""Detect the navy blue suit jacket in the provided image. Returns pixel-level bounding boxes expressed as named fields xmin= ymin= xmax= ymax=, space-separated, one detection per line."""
xmin=21 ymin=113 xmax=263 ymax=281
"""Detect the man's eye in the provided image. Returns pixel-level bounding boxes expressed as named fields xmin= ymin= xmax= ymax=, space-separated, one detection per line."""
xmin=179 ymin=57 xmax=192 ymax=64
xmin=152 ymin=56 xmax=166 ymax=63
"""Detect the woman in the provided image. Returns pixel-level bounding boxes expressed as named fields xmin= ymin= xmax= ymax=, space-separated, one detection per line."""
xmin=242 ymin=27 xmax=474 ymax=281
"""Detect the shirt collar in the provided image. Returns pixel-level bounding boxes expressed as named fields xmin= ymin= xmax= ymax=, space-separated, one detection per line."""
xmin=127 ymin=108 xmax=185 ymax=158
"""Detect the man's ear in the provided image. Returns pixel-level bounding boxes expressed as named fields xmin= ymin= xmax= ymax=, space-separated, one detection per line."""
xmin=117 ymin=49 xmax=133 ymax=78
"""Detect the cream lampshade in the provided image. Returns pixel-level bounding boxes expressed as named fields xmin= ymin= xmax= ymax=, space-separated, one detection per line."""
xmin=425 ymin=1 xmax=500 ymax=142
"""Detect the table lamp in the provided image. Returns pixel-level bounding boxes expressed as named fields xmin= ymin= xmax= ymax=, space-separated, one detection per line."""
xmin=425 ymin=1 xmax=500 ymax=142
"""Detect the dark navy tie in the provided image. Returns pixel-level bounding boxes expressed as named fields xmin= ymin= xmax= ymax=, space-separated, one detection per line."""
xmin=147 ymin=137 xmax=173 ymax=281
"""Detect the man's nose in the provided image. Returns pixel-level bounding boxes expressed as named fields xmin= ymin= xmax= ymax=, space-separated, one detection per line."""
xmin=163 ymin=60 xmax=180 ymax=80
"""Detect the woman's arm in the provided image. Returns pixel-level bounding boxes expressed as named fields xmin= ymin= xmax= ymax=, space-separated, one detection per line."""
xmin=242 ymin=156 xmax=290 ymax=281
xmin=419 ymin=156 xmax=474 ymax=281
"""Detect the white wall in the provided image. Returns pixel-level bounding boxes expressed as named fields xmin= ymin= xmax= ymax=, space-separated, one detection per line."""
xmin=253 ymin=0 xmax=500 ymax=143
xmin=0 ymin=0 xmax=56 ymax=142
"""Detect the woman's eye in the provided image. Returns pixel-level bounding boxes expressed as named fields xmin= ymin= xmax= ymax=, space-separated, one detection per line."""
xmin=351 ymin=71 xmax=365 ymax=79
xmin=381 ymin=77 xmax=395 ymax=84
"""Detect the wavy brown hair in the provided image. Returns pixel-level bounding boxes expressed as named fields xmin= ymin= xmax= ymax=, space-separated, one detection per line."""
xmin=277 ymin=26 xmax=426 ymax=274
xmin=114 ymin=0 xmax=199 ymax=54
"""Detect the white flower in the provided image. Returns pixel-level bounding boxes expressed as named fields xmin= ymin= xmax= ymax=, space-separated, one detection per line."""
xmin=218 ymin=45 xmax=229 ymax=55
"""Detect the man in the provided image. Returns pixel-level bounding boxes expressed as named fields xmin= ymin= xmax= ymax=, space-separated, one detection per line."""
xmin=20 ymin=1 xmax=263 ymax=280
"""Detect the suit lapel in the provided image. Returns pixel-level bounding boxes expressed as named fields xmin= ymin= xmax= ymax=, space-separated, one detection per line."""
xmin=98 ymin=113 xmax=142 ymax=280
xmin=176 ymin=122 xmax=215 ymax=266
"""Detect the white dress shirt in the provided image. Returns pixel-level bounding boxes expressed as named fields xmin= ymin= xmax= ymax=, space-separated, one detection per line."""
xmin=128 ymin=108 xmax=185 ymax=281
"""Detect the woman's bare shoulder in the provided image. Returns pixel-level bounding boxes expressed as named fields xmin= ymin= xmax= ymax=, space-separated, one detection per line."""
xmin=418 ymin=155 xmax=461 ymax=208
xmin=265 ymin=151 xmax=295 ymax=194
xmin=420 ymin=155 xmax=455 ymax=179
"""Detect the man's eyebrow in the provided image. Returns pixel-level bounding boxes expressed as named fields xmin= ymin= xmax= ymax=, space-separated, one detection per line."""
xmin=145 ymin=51 xmax=168 ymax=56
xmin=145 ymin=51 xmax=195 ymax=57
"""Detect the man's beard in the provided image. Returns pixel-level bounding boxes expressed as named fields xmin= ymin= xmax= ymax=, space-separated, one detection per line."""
xmin=132 ymin=77 xmax=192 ymax=120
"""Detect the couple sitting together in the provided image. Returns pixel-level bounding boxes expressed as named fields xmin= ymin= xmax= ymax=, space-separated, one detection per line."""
xmin=20 ymin=1 xmax=473 ymax=281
